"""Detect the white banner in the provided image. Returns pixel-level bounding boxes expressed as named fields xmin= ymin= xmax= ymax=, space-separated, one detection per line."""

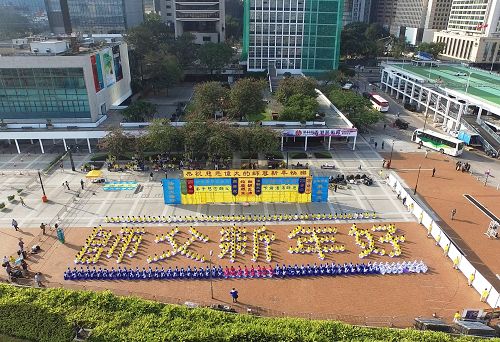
xmin=281 ymin=128 xmax=357 ymax=138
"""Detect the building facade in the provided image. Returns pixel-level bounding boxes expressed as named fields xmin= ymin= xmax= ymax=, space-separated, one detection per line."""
xmin=173 ymin=0 xmax=225 ymax=44
xmin=0 ymin=43 xmax=131 ymax=123
xmin=343 ymin=0 xmax=371 ymax=26
xmin=390 ymin=0 xmax=452 ymax=45
xmin=244 ymin=0 xmax=343 ymax=74
xmin=46 ymin=0 xmax=144 ymax=34
xmin=434 ymin=0 xmax=500 ymax=63
xmin=371 ymin=0 xmax=397 ymax=29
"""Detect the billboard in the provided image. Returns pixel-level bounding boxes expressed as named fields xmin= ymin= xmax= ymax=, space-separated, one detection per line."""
xmin=101 ymin=48 xmax=115 ymax=87
xmin=112 ymin=45 xmax=123 ymax=82
xmin=91 ymin=54 xmax=104 ymax=92
xmin=281 ymin=128 xmax=357 ymax=138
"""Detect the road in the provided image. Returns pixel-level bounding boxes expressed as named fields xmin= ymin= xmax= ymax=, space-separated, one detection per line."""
xmin=355 ymin=72 xmax=500 ymax=188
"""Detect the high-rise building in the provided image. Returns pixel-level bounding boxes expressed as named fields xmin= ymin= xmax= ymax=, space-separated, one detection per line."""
xmin=244 ymin=0 xmax=344 ymax=75
xmin=371 ymin=0 xmax=397 ymax=29
xmin=434 ymin=0 xmax=500 ymax=63
xmin=46 ymin=0 xmax=145 ymax=34
xmin=0 ymin=0 xmax=45 ymax=13
xmin=390 ymin=0 xmax=452 ymax=45
xmin=343 ymin=0 xmax=371 ymax=26
xmin=171 ymin=0 xmax=225 ymax=44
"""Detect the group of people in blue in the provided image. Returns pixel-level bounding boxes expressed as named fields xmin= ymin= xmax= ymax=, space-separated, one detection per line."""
xmin=64 ymin=260 xmax=427 ymax=281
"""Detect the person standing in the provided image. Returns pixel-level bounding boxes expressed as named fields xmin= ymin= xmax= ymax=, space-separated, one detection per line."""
xmin=453 ymin=311 xmax=461 ymax=323
xmin=468 ymin=273 xmax=475 ymax=287
xmin=381 ymin=141 xmax=385 ymax=149
xmin=374 ymin=142 xmax=378 ymax=149
xmin=149 ymin=172 xmax=154 ymax=182
xmin=425 ymin=150 xmax=429 ymax=158
xmin=34 ymin=272 xmax=42 ymax=287
xmin=333 ymin=184 xmax=338 ymax=192
xmin=59 ymin=162 xmax=64 ymax=172
xmin=80 ymin=179 xmax=84 ymax=190
xmin=451 ymin=208 xmax=456 ymax=220
xmin=65 ymin=181 xmax=70 ymax=191
xmin=12 ymin=219 xmax=19 ymax=231
xmin=480 ymin=288 xmax=489 ymax=302
xmin=19 ymin=196 xmax=26 ymax=207
xmin=230 ymin=288 xmax=239 ymax=303
xmin=18 ymin=239 xmax=24 ymax=253
xmin=40 ymin=223 xmax=46 ymax=235
xmin=432 ymin=168 xmax=436 ymax=177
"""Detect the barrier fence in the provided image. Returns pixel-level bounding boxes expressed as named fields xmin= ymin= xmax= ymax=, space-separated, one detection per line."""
xmin=387 ymin=172 xmax=500 ymax=309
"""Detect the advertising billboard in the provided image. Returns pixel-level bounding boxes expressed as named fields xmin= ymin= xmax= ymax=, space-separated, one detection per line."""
xmin=112 ymin=45 xmax=123 ymax=82
xmin=101 ymin=48 xmax=115 ymax=87
xmin=91 ymin=54 xmax=104 ymax=92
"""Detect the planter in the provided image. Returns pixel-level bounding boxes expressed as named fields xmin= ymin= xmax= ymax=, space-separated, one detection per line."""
xmin=7 ymin=195 xmax=15 ymax=201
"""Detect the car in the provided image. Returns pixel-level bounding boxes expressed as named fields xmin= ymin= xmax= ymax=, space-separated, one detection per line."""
xmin=342 ymin=83 xmax=354 ymax=90
xmin=394 ymin=118 xmax=409 ymax=129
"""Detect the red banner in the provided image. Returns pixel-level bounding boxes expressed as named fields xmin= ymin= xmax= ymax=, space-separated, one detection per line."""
xmin=186 ymin=179 xmax=194 ymax=194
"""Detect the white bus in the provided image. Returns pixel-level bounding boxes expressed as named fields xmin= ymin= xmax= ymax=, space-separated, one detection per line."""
xmin=412 ymin=129 xmax=465 ymax=156
xmin=369 ymin=94 xmax=389 ymax=112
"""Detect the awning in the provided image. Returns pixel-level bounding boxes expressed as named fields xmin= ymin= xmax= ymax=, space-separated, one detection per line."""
xmin=86 ymin=170 xmax=103 ymax=178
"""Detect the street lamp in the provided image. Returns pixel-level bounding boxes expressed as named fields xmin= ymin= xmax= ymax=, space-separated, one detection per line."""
xmin=209 ymin=250 xmax=214 ymax=299
xmin=68 ymin=146 xmax=76 ymax=171
xmin=423 ymin=112 xmax=429 ymax=131
xmin=414 ymin=164 xmax=422 ymax=195
xmin=38 ymin=170 xmax=48 ymax=202
xmin=388 ymin=140 xmax=395 ymax=169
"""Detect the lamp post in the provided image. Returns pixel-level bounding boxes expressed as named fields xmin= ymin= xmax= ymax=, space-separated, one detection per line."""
xmin=484 ymin=169 xmax=490 ymax=186
xmin=38 ymin=170 xmax=48 ymax=202
xmin=423 ymin=112 xmax=429 ymax=131
xmin=388 ymin=140 xmax=395 ymax=169
xmin=414 ymin=164 xmax=422 ymax=195
xmin=286 ymin=151 xmax=289 ymax=169
xmin=68 ymin=146 xmax=76 ymax=171
xmin=209 ymin=250 xmax=214 ymax=299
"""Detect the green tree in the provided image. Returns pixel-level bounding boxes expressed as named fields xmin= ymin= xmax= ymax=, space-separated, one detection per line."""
xmin=318 ymin=70 xmax=348 ymax=86
xmin=144 ymin=50 xmax=183 ymax=95
xmin=279 ymin=94 xmax=318 ymax=122
xmin=98 ymin=128 xmax=134 ymax=158
xmin=416 ymin=42 xmax=446 ymax=58
xmin=275 ymin=77 xmax=317 ymax=104
xmin=341 ymin=22 xmax=387 ymax=58
xmin=198 ymin=43 xmax=234 ymax=74
xmin=229 ymin=78 xmax=266 ymax=120
xmin=225 ymin=15 xmax=243 ymax=42
xmin=328 ymin=87 xmax=383 ymax=130
xmin=191 ymin=82 xmax=230 ymax=119
xmin=182 ymin=121 xmax=211 ymax=158
xmin=171 ymin=33 xmax=199 ymax=68
xmin=122 ymin=101 xmax=157 ymax=122
xmin=147 ymin=119 xmax=183 ymax=155
xmin=207 ymin=124 xmax=239 ymax=160
xmin=238 ymin=126 xmax=280 ymax=164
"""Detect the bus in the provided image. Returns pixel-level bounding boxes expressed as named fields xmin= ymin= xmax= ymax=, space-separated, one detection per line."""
xmin=412 ymin=129 xmax=465 ymax=156
xmin=369 ymin=94 xmax=389 ymax=112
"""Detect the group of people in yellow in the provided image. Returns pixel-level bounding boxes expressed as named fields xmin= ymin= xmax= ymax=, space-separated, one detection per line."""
xmin=147 ymin=227 xmax=208 ymax=264
xmin=288 ymin=225 xmax=346 ymax=260
xmin=348 ymin=224 xmax=405 ymax=259
xmin=251 ymin=226 xmax=276 ymax=262
xmin=219 ymin=226 xmax=248 ymax=262
xmin=104 ymin=212 xmax=378 ymax=225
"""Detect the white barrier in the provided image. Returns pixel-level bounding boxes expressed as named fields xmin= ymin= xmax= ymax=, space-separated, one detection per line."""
xmin=387 ymin=172 xmax=498 ymax=308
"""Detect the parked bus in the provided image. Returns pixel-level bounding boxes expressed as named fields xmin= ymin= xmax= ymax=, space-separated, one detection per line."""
xmin=412 ymin=129 xmax=465 ymax=156
xmin=369 ymin=94 xmax=389 ymax=112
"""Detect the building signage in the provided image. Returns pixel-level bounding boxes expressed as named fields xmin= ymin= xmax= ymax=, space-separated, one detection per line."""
xmin=281 ymin=128 xmax=357 ymax=138
xmin=183 ymin=169 xmax=310 ymax=179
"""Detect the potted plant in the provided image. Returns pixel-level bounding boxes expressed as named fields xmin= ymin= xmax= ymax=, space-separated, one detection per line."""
xmin=16 ymin=189 xmax=23 ymax=194
xmin=0 ymin=119 xmax=7 ymax=130
xmin=7 ymin=195 xmax=15 ymax=202
xmin=0 ymin=203 xmax=5 ymax=210
xmin=46 ymin=119 xmax=53 ymax=129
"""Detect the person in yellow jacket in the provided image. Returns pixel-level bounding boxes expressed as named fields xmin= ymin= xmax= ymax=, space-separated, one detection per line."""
xmin=468 ymin=273 xmax=475 ymax=287
xmin=480 ymin=288 xmax=489 ymax=302
xmin=453 ymin=311 xmax=461 ymax=323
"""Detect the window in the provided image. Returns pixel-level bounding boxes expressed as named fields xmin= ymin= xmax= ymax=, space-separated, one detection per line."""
xmin=203 ymin=36 xmax=211 ymax=42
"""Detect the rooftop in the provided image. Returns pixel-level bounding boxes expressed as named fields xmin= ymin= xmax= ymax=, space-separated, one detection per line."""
xmin=388 ymin=64 xmax=500 ymax=107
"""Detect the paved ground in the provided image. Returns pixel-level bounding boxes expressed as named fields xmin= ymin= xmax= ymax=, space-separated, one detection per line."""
xmin=4 ymin=221 xmax=487 ymax=327
xmin=388 ymin=151 xmax=500 ymax=286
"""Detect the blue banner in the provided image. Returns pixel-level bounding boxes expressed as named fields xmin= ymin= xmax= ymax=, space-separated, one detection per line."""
xmin=311 ymin=177 xmax=329 ymax=202
xmin=162 ymin=179 xmax=182 ymax=204
xmin=231 ymin=178 xmax=239 ymax=196
xmin=255 ymin=178 xmax=262 ymax=195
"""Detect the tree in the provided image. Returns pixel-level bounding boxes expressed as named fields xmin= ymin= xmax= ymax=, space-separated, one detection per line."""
xmin=275 ymin=77 xmax=317 ymax=104
xmin=144 ymin=50 xmax=183 ymax=95
xmin=182 ymin=121 xmax=211 ymax=158
xmin=225 ymin=15 xmax=243 ymax=42
xmin=416 ymin=42 xmax=446 ymax=58
xmin=191 ymin=82 xmax=230 ymax=119
xmin=229 ymin=78 xmax=266 ymax=120
xmin=341 ymin=22 xmax=386 ymax=58
xmin=122 ymin=101 xmax=157 ymax=122
xmin=238 ymin=126 xmax=280 ymax=164
xmin=98 ymin=128 xmax=134 ymax=158
xmin=318 ymin=70 xmax=347 ymax=85
xmin=171 ymin=33 xmax=199 ymax=68
xmin=279 ymin=94 xmax=318 ymax=122
xmin=198 ymin=43 xmax=234 ymax=74
xmin=207 ymin=124 xmax=239 ymax=160
xmin=328 ymin=87 xmax=383 ymax=130
xmin=147 ymin=119 xmax=184 ymax=155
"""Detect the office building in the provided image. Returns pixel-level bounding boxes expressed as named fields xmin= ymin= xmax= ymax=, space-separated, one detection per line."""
xmin=343 ymin=0 xmax=371 ymax=26
xmin=244 ymin=0 xmax=343 ymax=74
xmin=371 ymin=0 xmax=397 ymax=29
xmin=171 ymin=0 xmax=225 ymax=44
xmin=45 ymin=0 xmax=145 ymax=34
xmin=390 ymin=0 xmax=452 ymax=45
xmin=0 ymin=42 xmax=131 ymax=123
xmin=0 ymin=0 xmax=45 ymax=13
xmin=158 ymin=0 xmax=175 ymax=28
xmin=434 ymin=0 xmax=500 ymax=63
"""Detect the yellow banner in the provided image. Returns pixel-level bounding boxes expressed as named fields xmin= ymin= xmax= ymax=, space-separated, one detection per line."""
xmin=183 ymin=169 xmax=309 ymax=179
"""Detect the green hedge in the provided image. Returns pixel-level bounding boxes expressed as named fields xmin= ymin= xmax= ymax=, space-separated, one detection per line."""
xmin=0 ymin=284 xmax=495 ymax=342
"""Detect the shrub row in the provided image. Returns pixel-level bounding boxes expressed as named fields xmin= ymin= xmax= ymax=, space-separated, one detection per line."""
xmin=0 ymin=284 xmax=495 ymax=342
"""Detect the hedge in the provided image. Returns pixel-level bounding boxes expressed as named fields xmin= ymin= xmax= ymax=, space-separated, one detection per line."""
xmin=0 ymin=284 xmax=496 ymax=342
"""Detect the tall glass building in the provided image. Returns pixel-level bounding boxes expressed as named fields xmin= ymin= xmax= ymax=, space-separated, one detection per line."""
xmin=46 ymin=0 xmax=144 ymax=34
xmin=243 ymin=0 xmax=344 ymax=74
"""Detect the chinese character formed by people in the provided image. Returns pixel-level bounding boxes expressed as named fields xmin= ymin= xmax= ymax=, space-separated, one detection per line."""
xmin=218 ymin=225 xmax=247 ymax=262
xmin=288 ymin=225 xmax=345 ymax=260
xmin=251 ymin=226 xmax=276 ymax=262
xmin=148 ymin=227 xmax=209 ymax=264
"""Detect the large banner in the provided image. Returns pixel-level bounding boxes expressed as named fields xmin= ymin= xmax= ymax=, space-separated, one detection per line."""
xmin=91 ymin=54 xmax=104 ymax=92
xmin=112 ymin=45 xmax=123 ymax=82
xmin=281 ymin=128 xmax=358 ymax=138
xmin=183 ymin=169 xmax=310 ymax=179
